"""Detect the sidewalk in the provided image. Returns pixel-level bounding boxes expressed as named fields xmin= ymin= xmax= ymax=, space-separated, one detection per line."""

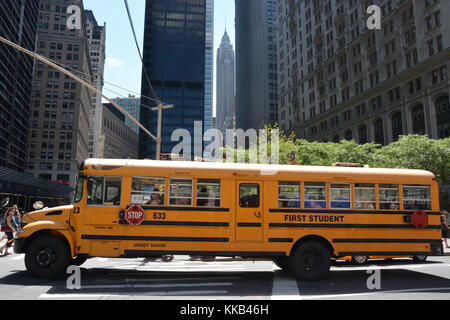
xmin=444 ymin=245 xmax=450 ymax=256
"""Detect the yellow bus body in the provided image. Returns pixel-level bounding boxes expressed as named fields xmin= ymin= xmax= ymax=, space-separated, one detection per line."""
xmin=15 ymin=159 xmax=443 ymax=279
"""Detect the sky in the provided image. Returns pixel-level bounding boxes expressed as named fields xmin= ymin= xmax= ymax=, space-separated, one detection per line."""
xmin=83 ymin=0 xmax=236 ymax=115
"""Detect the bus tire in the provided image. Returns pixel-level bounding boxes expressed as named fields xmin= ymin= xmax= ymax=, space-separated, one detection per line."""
xmin=72 ymin=255 xmax=89 ymax=267
xmin=289 ymin=241 xmax=331 ymax=281
xmin=351 ymin=255 xmax=368 ymax=265
xmin=24 ymin=235 xmax=71 ymax=279
xmin=412 ymin=255 xmax=427 ymax=263
xmin=273 ymin=257 xmax=290 ymax=271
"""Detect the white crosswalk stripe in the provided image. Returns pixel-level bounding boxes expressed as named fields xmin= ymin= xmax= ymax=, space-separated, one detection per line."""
xmin=38 ymin=257 xmax=271 ymax=299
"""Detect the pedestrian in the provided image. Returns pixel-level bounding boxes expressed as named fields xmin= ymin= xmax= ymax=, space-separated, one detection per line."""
xmin=11 ymin=204 xmax=21 ymax=232
xmin=441 ymin=211 xmax=450 ymax=249
xmin=0 ymin=208 xmax=16 ymax=256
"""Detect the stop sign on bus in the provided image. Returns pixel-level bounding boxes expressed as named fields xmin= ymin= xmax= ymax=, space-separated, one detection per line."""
xmin=124 ymin=205 xmax=146 ymax=225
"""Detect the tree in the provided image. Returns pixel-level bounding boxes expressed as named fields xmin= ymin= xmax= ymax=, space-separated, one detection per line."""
xmin=370 ymin=135 xmax=450 ymax=185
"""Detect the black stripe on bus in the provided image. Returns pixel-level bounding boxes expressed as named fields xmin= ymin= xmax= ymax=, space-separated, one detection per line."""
xmin=237 ymin=223 xmax=262 ymax=227
xmin=118 ymin=220 xmax=229 ymax=227
xmin=123 ymin=250 xmax=286 ymax=258
xmin=81 ymin=235 xmax=229 ymax=242
xmin=269 ymin=209 xmax=441 ymax=215
xmin=269 ymin=238 xmax=294 ymax=243
xmin=333 ymin=239 xmax=442 ymax=244
xmin=269 ymin=223 xmax=441 ymax=229
xmin=140 ymin=206 xmax=230 ymax=212
xmin=339 ymin=251 xmax=430 ymax=257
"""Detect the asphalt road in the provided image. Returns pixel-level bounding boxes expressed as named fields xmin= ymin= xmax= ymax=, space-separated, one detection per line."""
xmin=0 ymin=252 xmax=450 ymax=300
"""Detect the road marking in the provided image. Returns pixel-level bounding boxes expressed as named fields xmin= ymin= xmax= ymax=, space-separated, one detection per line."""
xmin=301 ymin=287 xmax=450 ymax=300
xmin=271 ymin=264 xmax=301 ymax=300
xmin=331 ymin=263 xmax=450 ymax=271
xmin=10 ymin=255 xmax=24 ymax=261
xmin=70 ymin=282 xmax=233 ymax=290
xmin=123 ymin=276 xmax=242 ymax=282
xmin=39 ymin=290 xmax=229 ymax=299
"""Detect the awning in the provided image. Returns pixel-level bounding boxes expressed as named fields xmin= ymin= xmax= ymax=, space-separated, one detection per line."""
xmin=0 ymin=167 xmax=72 ymax=199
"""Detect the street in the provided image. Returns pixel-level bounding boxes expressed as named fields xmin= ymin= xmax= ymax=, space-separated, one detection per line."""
xmin=0 ymin=249 xmax=450 ymax=300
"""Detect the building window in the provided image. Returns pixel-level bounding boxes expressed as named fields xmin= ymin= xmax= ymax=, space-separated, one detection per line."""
xmin=412 ymin=105 xmax=426 ymax=134
xmin=391 ymin=112 xmax=403 ymax=142
xmin=436 ymin=95 xmax=450 ymax=138
xmin=374 ymin=119 xmax=384 ymax=145
xmin=359 ymin=125 xmax=367 ymax=144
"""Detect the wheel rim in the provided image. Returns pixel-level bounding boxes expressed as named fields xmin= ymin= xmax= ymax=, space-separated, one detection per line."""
xmin=35 ymin=248 xmax=56 ymax=269
xmin=354 ymin=256 xmax=367 ymax=264
xmin=416 ymin=255 xmax=426 ymax=261
xmin=303 ymin=251 xmax=319 ymax=270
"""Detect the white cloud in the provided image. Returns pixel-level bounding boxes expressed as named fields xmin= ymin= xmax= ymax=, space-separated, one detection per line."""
xmin=106 ymin=57 xmax=124 ymax=67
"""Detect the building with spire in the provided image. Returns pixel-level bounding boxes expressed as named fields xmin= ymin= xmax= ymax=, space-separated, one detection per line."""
xmin=216 ymin=30 xmax=235 ymax=134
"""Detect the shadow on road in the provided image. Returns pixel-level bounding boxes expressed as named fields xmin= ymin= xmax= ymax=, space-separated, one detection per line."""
xmin=0 ymin=268 xmax=275 ymax=298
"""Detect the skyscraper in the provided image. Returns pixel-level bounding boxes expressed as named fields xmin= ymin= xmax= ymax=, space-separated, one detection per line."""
xmin=204 ymin=0 xmax=214 ymax=133
xmin=235 ymin=0 xmax=278 ymax=131
xmin=85 ymin=10 xmax=106 ymax=158
xmin=0 ymin=0 xmax=40 ymax=172
xmin=216 ymin=30 xmax=235 ymax=134
xmin=277 ymin=0 xmax=450 ymax=144
xmin=139 ymin=0 xmax=210 ymax=160
xmin=26 ymin=0 xmax=94 ymax=188
xmin=112 ymin=95 xmax=141 ymax=135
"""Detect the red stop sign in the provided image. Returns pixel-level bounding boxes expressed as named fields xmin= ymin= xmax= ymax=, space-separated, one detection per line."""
xmin=125 ymin=205 xmax=146 ymax=225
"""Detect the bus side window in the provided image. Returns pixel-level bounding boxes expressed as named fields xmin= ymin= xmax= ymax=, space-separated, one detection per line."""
xmin=304 ymin=182 xmax=327 ymax=209
xmin=379 ymin=184 xmax=399 ymax=210
xmin=87 ymin=176 xmax=121 ymax=206
xmin=239 ymin=184 xmax=260 ymax=208
xmin=104 ymin=177 xmax=122 ymax=206
xmin=354 ymin=183 xmax=376 ymax=209
xmin=131 ymin=177 xmax=165 ymax=206
xmin=197 ymin=179 xmax=221 ymax=207
xmin=169 ymin=178 xmax=193 ymax=206
xmin=87 ymin=177 xmax=103 ymax=205
xmin=330 ymin=183 xmax=351 ymax=209
xmin=278 ymin=181 xmax=300 ymax=208
xmin=403 ymin=185 xmax=431 ymax=210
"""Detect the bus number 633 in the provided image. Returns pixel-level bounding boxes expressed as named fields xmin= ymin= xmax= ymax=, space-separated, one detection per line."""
xmin=153 ymin=212 xmax=166 ymax=220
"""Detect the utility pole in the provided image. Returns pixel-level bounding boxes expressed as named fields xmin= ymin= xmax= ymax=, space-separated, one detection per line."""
xmin=152 ymin=101 xmax=174 ymax=160
xmin=0 ymin=35 xmax=173 ymax=160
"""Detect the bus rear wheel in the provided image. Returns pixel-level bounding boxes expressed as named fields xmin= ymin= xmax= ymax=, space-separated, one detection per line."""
xmin=289 ymin=241 xmax=331 ymax=281
xmin=273 ymin=257 xmax=290 ymax=271
xmin=24 ymin=236 xmax=71 ymax=279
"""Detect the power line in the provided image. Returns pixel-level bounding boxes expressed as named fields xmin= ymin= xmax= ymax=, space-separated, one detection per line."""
xmin=123 ymin=0 xmax=159 ymax=103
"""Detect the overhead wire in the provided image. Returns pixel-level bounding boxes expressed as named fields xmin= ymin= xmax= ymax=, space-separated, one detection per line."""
xmin=123 ymin=0 xmax=160 ymax=104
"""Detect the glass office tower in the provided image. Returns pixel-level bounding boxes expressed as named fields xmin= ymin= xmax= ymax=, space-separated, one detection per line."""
xmin=139 ymin=0 xmax=209 ymax=160
xmin=0 ymin=0 xmax=40 ymax=172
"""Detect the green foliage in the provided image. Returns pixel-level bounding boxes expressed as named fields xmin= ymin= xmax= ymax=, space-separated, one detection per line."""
xmin=220 ymin=127 xmax=450 ymax=185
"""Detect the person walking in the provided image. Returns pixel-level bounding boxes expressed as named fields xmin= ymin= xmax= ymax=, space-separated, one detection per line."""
xmin=0 ymin=208 xmax=16 ymax=256
xmin=441 ymin=211 xmax=450 ymax=249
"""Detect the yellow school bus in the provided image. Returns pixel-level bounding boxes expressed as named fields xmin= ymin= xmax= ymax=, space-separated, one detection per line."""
xmin=14 ymin=159 xmax=443 ymax=280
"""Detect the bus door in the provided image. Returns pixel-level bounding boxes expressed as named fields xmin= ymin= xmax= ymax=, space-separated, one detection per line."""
xmin=84 ymin=176 xmax=123 ymax=257
xmin=236 ymin=181 xmax=264 ymax=241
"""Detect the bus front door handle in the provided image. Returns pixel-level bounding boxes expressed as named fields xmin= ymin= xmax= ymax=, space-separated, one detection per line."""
xmin=254 ymin=211 xmax=261 ymax=219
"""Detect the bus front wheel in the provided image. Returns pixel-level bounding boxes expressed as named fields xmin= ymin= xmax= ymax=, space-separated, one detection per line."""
xmin=24 ymin=235 xmax=71 ymax=279
xmin=289 ymin=241 xmax=331 ymax=281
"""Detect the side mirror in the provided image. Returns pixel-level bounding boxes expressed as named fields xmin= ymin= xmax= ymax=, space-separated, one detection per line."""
xmin=33 ymin=201 xmax=45 ymax=210
xmin=0 ymin=197 xmax=9 ymax=208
